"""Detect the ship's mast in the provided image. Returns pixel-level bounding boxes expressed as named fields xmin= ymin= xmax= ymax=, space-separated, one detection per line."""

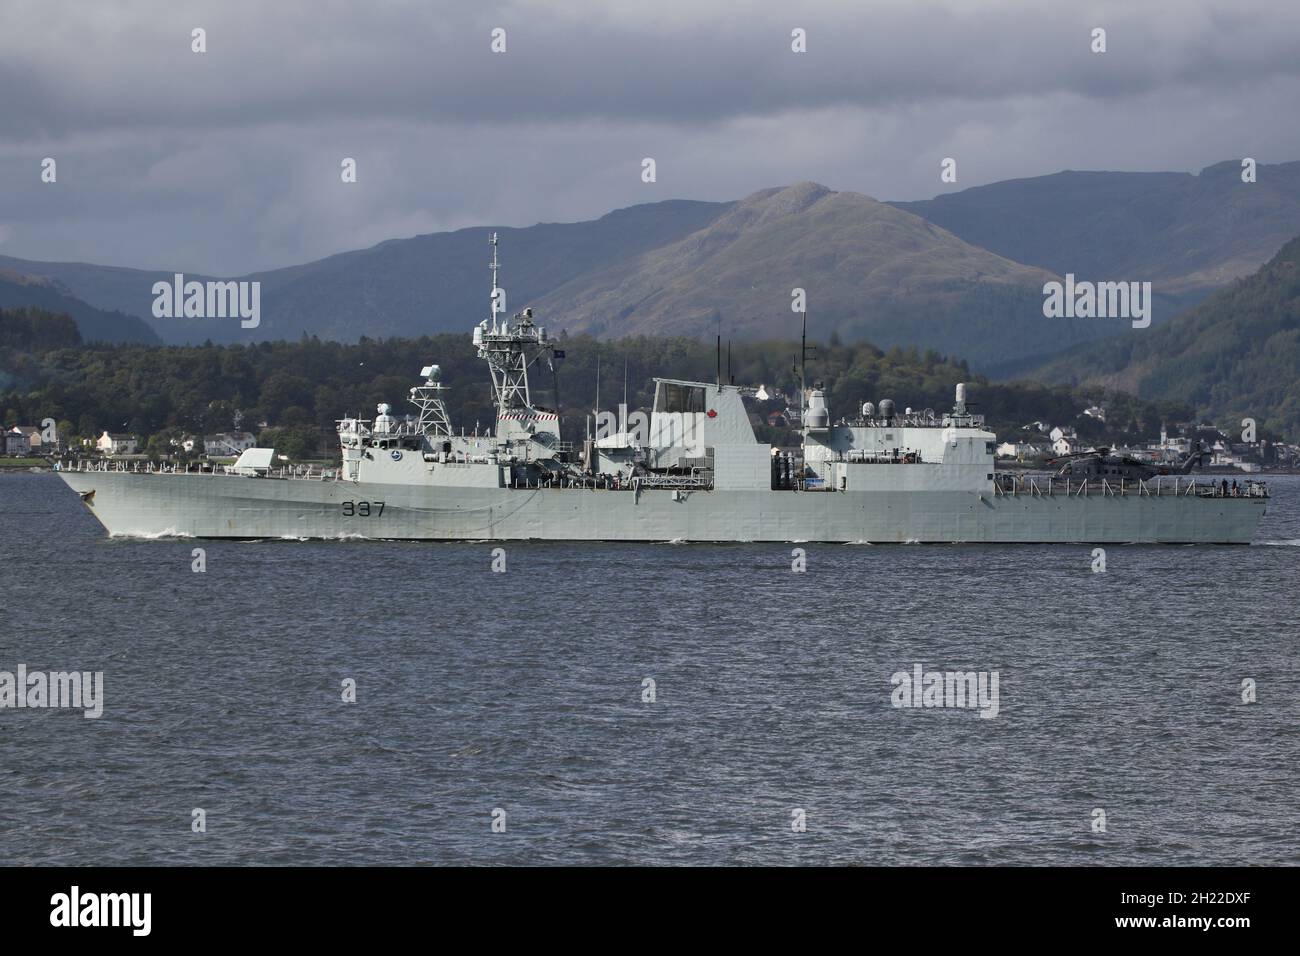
xmin=409 ymin=365 xmax=453 ymax=436
xmin=474 ymin=234 xmax=558 ymax=438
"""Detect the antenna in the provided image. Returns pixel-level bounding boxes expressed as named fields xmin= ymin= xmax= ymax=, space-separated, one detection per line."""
xmin=594 ymin=354 xmax=601 ymax=413
xmin=799 ymin=304 xmax=817 ymax=464
xmin=727 ymin=339 xmax=733 ymax=386
xmin=489 ymin=232 xmax=500 ymax=329
xmin=800 ymin=309 xmax=807 ymax=424
xmin=716 ymin=335 xmax=722 ymax=390
xmin=623 ymin=355 xmax=628 ymax=409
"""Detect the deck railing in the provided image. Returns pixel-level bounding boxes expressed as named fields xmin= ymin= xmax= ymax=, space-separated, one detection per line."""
xmin=56 ymin=459 xmax=338 ymax=480
xmin=992 ymin=475 xmax=1268 ymax=499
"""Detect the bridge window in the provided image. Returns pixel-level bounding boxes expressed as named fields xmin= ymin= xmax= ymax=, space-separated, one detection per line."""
xmin=657 ymin=383 xmax=706 ymax=414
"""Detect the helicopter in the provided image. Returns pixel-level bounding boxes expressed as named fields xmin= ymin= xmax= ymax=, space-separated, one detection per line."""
xmin=1047 ymin=443 xmax=1208 ymax=481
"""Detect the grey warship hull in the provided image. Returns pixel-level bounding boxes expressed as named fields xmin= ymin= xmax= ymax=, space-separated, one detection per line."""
xmin=56 ymin=470 xmax=1265 ymax=543
xmin=56 ymin=235 xmax=1268 ymax=546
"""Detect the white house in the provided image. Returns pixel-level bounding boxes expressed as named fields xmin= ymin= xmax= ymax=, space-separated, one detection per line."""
xmin=1049 ymin=426 xmax=1081 ymax=457
xmin=96 ymin=431 xmax=138 ymax=456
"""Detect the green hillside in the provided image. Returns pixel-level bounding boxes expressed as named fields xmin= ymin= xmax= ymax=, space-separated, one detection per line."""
xmin=1036 ymin=235 xmax=1300 ymax=437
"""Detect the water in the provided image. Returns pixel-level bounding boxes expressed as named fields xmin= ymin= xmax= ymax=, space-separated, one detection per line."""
xmin=1 ymin=471 xmax=1297 ymax=865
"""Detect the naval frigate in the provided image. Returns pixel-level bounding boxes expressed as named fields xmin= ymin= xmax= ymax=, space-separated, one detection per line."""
xmin=57 ymin=235 xmax=1268 ymax=543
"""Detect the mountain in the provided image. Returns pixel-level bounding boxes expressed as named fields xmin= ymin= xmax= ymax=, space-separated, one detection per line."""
xmin=531 ymin=182 xmax=1081 ymax=367
xmin=8 ymin=188 xmax=1072 ymax=368
xmin=1034 ymin=234 xmax=1300 ymax=438
xmin=5 ymin=159 xmax=1300 ymax=373
xmin=0 ymin=199 xmax=731 ymax=346
xmin=892 ymin=160 xmax=1300 ymax=309
xmin=0 ymin=271 xmax=159 ymax=344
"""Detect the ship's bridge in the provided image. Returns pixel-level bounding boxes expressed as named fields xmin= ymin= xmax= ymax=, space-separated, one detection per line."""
xmin=650 ymin=378 xmax=758 ymax=446
xmin=648 ymin=378 xmax=770 ymax=490
xmin=590 ymin=378 xmax=771 ymax=490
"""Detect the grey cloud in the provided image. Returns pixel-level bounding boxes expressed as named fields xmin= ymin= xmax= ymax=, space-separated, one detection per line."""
xmin=4 ymin=1 xmax=1300 ymax=134
xmin=1 ymin=0 xmax=1298 ymax=275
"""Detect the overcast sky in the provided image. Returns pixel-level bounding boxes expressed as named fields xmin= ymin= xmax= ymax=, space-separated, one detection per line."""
xmin=3 ymin=0 xmax=1299 ymax=275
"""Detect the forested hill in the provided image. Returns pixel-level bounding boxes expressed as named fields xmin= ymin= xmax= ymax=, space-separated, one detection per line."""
xmin=2 ymin=307 xmax=1195 ymax=456
xmin=1035 ymin=234 xmax=1300 ymax=437
xmin=1 ymin=306 xmax=81 ymax=351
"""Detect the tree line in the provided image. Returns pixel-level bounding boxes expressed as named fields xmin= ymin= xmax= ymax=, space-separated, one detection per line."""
xmin=1 ymin=307 xmax=1199 ymax=458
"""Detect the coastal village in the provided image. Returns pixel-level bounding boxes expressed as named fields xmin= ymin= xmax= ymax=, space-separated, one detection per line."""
xmin=1 ymin=426 xmax=257 ymax=464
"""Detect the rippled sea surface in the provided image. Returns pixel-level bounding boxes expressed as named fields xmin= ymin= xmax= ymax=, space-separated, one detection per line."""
xmin=1 ymin=471 xmax=1297 ymax=865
